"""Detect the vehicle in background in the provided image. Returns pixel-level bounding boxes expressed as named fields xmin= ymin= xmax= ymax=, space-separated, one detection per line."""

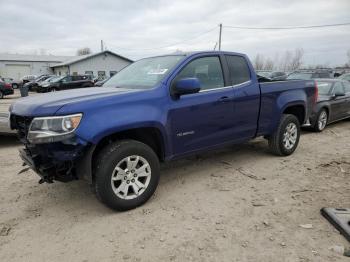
xmin=287 ymin=70 xmax=333 ymax=80
xmin=339 ymin=73 xmax=350 ymax=82
xmin=0 ymin=78 xmax=14 ymax=99
xmin=21 ymin=75 xmax=37 ymax=85
xmin=255 ymin=70 xmax=271 ymax=78
xmin=10 ymin=51 xmax=317 ymax=211
xmin=308 ymin=79 xmax=350 ymax=132
xmin=256 ymin=71 xmax=287 ymax=81
xmin=24 ymin=75 xmax=55 ymax=92
xmin=94 ymin=77 xmax=111 ymax=87
xmin=269 ymin=71 xmax=287 ymax=81
xmin=1 ymin=77 xmax=21 ymax=89
xmin=36 ymin=75 xmax=94 ymax=93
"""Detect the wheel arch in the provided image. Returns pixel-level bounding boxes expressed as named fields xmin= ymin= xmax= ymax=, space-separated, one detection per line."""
xmin=283 ymin=104 xmax=305 ymax=124
xmin=84 ymin=127 xmax=166 ymax=184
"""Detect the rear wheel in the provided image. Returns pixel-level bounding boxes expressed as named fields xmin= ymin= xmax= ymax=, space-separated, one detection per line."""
xmin=12 ymin=84 xmax=18 ymax=89
xmin=94 ymin=140 xmax=160 ymax=211
xmin=313 ymin=109 xmax=328 ymax=132
xmin=268 ymin=114 xmax=300 ymax=156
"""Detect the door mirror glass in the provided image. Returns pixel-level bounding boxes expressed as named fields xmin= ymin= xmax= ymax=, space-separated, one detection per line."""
xmin=334 ymin=92 xmax=345 ymax=97
xmin=172 ymin=78 xmax=201 ymax=98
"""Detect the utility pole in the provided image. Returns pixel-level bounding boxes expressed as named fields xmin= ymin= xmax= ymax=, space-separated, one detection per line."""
xmin=218 ymin=23 xmax=222 ymax=51
xmin=101 ymin=40 xmax=104 ymax=52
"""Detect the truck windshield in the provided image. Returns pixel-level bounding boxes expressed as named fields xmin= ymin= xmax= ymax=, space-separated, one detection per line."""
xmin=103 ymin=55 xmax=185 ymax=89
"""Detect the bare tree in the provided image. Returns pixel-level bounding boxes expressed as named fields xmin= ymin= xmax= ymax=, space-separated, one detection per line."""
xmin=254 ymin=54 xmax=265 ymax=70
xmin=289 ymin=48 xmax=304 ymax=71
xmin=264 ymin=58 xmax=274 ymax=70
xmin=77 ymin=47 xmax=92 ymax=56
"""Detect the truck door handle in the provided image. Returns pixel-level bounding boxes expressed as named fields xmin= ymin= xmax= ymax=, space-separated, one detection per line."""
xmin=218 ymin=96 xmax=230 ymax=103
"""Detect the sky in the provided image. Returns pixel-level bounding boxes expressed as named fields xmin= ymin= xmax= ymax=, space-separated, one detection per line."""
xmin=0 ymin=0 xmax=349 ymax=66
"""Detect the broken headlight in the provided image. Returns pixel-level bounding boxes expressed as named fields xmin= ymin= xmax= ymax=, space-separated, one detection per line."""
xmin=27 ymin=114 xmax=82 ymax=144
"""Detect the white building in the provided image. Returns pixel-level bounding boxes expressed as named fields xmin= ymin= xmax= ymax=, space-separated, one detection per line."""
xmin=51 ymin=51 xmax=133 ymax=79
xmin=0 ymin=54 xmax=74 ymax=80
xmin=0 ymin=51 xmax=133 ymax=80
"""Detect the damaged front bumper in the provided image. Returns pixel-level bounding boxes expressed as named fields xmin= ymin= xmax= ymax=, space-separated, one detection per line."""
xmin=19 ymin=137 xmax=95 ymax=184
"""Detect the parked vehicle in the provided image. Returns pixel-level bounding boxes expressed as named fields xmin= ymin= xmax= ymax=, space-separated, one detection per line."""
xmin=36 ymin=75 xmax=94 ymax=92
xmin=24 ymin=75 xmax=54 ymax=92
xmin=1 ymin=77 xmax=21 ymax=89
xmin=9 ymin=51 xmax=317 ymax=211
xmin=0 ymin=78 xmax=14 ymax=99
xmin=339 ymin=73 xmax=350 ymax=82
xmin=94 ymin=77 xmax=110 ymax=87
xmin=287 ymin=70 xmax=333 ymax=80
xmin=269 ymin=71 xmax=287 ymax=81
xmin=308 ymin=79 xmax=350 ymax=132
xmin=21 ymin=75 xmax=37 ymax=85
xmin=256 ymin=71 xmax=287 ymax=81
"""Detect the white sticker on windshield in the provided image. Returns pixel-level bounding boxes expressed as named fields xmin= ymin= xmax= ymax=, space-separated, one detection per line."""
xmin=147 ymin=69 xmax=168 ymax=75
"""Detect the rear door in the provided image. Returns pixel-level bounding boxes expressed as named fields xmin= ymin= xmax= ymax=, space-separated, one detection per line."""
xmin=225 ymin=55 xmax=260 ymax=140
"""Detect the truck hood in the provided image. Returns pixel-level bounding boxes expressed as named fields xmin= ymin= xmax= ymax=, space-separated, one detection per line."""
xmin=10 ymin=87 xmax=135 ymax=116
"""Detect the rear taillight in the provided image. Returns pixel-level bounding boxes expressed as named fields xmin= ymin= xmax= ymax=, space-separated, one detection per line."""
xmin=313 ymin=80 xmax=318 ymax=106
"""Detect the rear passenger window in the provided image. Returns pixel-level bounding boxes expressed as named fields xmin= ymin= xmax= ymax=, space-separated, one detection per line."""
xmin=225 ymin=55 xmax=251 ymax=85
xmin=175 ymin=56 xmax=224 ymax=90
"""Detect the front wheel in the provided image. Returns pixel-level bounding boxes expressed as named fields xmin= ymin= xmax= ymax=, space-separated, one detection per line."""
xmin=268 ymin=114 xmax=300 ymax=156
xmin=94 ymin=140 xmax=160 ymax=211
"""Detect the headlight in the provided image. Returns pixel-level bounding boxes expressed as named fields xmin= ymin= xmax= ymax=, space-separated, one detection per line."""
xmin=27 ymin=114 xmax=82 ymax=144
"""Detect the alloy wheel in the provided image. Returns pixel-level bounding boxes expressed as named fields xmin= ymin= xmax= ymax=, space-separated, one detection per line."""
xmin=111 ymin=155 xmax=152 ymax=200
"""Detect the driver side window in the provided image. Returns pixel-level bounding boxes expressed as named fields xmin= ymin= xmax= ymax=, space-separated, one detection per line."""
xmin=175 ymin=56 xmax=224 ymax=91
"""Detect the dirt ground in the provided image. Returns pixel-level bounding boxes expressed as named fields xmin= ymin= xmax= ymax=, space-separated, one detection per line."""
xmin=0 ymin=112 xmax=349 ymax=261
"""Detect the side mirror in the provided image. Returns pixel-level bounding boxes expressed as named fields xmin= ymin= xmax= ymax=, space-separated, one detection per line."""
xmin=172 ymin=78 xmax=201 ymax=98
xmin=333 ymin=92 xmax=345 ymax=98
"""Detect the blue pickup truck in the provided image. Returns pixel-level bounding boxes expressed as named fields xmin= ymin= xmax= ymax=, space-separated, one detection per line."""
xmin=9 ymin=51 xmax=317 ymax=211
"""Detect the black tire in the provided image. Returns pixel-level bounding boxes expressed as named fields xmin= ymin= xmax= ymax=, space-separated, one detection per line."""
xmin=313 ymin=109 xmax=328 ymax=132
xmin=12 ymin=84 xmax=18 ymax=89
xmin=94 ymin=139 xmax=160 ymax=211
xmin=268 ymin=114 xmax=300 ymax=156
xmin=0 ymin=91 xmax=3 ymax=99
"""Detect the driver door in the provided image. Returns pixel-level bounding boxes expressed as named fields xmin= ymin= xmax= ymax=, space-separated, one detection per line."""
xmin=168 ymin=55 xmax=236 ymax=157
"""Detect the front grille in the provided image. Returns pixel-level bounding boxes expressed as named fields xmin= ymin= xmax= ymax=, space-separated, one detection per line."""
xmin=10 ymin=115 xmax=33 ymax=141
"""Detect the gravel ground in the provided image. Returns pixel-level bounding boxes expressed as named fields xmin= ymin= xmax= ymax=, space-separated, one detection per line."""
xmin=0 ymin=94 xmax=349 ymax=261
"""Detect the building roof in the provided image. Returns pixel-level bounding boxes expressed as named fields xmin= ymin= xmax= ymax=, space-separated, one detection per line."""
xmin=0 ymin=53 xmax=76 ymax=63
xmin=50 ymin=50 xmax=133 ymax=68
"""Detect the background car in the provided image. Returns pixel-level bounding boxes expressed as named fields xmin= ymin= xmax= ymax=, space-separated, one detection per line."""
xmin=20 ymin=75 xmax=37 ymax=85
xmin=24 ymin=75 xmax=54 ymax=91
xmin=0 ymin=78 xmax=14 ymax=99
xmin=339 ymin=73 xmax=350 ymax=82
xmin=94 ymin=77 xmax=110 ymax=87
xmin=287 ymin=70 xmax=333 ymax=80
xmin=309 ymin=79 xmax=350 ymax=131
xmin=37 ymin=75 xmax=94 ymax=92
xmin=269 ymin=71 xmax=287 ymax=81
